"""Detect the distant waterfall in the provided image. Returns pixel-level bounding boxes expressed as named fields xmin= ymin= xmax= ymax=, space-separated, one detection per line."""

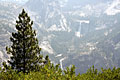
xmin=60 ymin=57 xmax=67 ymax=70
xmin=75 ymin=20 xmax=89 ymax=38
xmin=78 ymin=22 xmax=82 ymax=37
xmin=55 ymin=54 xmax=67 ymax=70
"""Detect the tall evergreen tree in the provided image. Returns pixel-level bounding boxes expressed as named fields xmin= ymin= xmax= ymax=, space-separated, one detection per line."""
xmin=5 ymin=9 xmax=44 ymax=73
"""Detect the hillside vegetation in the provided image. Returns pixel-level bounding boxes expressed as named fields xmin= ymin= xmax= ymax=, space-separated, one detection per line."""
xmin=0 ymin=65 xmax=120 ymax=80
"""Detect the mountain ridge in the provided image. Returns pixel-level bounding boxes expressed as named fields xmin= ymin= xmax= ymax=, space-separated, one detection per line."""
xmin=0 ymin=0 xmax=120 ymax=73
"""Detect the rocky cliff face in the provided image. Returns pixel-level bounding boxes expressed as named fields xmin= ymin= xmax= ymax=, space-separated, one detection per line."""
xmin=0 ymin=0 xmax=120 ymax=73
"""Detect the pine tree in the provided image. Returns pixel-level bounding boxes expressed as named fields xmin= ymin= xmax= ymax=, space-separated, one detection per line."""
xmin=5 ymin=9 xmax=44 ymax=73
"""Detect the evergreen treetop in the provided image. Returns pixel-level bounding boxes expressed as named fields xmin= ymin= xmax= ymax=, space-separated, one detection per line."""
xmin=5 ymin=9 xmax=44 ymax=73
